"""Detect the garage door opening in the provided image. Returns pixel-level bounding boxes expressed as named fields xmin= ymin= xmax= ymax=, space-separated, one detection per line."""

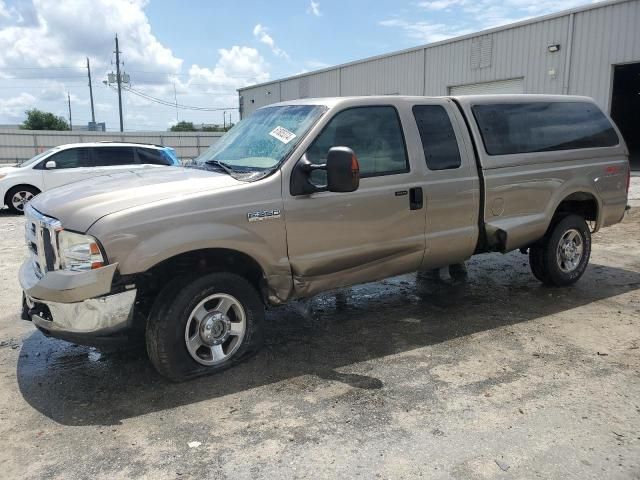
xmin=611 ymin=63 xmax=640 ymax=170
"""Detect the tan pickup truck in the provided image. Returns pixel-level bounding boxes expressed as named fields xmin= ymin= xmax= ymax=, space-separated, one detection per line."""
xmin=20 ymin=95 xmax=630 ymax=380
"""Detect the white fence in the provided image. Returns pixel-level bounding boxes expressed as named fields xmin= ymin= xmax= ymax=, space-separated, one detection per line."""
xmin=0 ymin=129 xmax=224 ymax=165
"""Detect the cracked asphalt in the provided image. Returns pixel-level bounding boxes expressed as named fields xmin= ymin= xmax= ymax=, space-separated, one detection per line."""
xmin=0 ymin=182 xmax=639 ymax=479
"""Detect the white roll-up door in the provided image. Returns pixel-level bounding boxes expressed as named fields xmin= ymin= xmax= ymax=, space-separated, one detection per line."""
xmin=449 ymin=78 xmax=524 ymax=96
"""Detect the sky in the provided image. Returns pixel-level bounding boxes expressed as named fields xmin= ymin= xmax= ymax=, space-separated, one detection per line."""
xmin=0 ymin=0 xmax=598 ymax=131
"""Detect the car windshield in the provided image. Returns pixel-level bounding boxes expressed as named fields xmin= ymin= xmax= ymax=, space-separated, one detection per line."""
xmin=15 ymin=148 xmax=58 ymax=168
xmin=193 ymin=105 xmax=326 ymax=172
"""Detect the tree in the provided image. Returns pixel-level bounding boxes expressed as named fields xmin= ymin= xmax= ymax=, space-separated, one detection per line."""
xmin=20 ymin=109 xmax=70 ymax=131
xmin=202 ymin=123 xmax=234 ymax=132
xmin=170 ymin=121 xmax=196 ymax=132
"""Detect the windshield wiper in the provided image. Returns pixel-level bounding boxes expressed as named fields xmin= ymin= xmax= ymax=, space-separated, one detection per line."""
xmin=205 ymin=160 xmax=237 ymax=176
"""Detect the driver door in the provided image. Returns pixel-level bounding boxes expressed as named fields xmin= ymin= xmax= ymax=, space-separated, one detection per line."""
xmin=42 ymin=147 xmax=93 ymax=190
xmin=283 ymin=105 xmax=426 ymax=297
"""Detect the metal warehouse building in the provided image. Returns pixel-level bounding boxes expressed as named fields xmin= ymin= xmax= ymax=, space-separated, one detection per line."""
xmin=238 ymin=0 xmax=640 ymax=164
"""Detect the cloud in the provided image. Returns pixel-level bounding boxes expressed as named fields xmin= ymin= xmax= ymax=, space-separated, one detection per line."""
xmin=252 ymin=23 xmax=290 ymax=60
xmin=0 ymin=1 xmax=272 ymax=129
xmin=383 ymin=0 xmax=593 ymax=42
xmin=416 ymin=0 xmax=461 ymax=11
xmin=0 ymin=92 xmax=37 ymax=120
xmin=188 ymin=46 xmax=270 ymax=91
xmin=306 ymin=60 xmax=331 ymax=70
xmin=307 ymin=1 xmax=322 ymax=16
xmin=379 ymin=18 xmax=472 ymax=43
xmin=0 ymin=0 xmax=181 ymax=78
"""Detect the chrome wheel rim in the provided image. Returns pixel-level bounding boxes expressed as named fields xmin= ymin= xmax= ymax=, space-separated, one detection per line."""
xmin=11 ymin=190 xmax=34 ymax=212
xmin=556 ymin=228 xmax=584 ymax=273
xmin=184 ymin=293 xmax=246 ymax=366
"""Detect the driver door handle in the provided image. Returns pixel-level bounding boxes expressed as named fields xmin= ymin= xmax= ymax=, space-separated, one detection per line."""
xmin=409 ymin=187 xmax=423 ymax=210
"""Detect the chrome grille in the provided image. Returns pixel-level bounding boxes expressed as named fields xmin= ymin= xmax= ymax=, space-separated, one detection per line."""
xmin=24 ymin=204 xmax=62 ymax=277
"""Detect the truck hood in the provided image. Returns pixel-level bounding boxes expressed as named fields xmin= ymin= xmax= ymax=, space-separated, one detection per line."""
xmin=30 ymin=167 xmax=243 ymax=232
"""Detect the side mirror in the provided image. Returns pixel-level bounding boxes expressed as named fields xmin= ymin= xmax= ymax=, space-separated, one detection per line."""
xmin=290 ymin=147 xmax=360 ymax=196
xmin=326 ymin=147 xmax=359 ymax=193
xmin=45 ymin=160 xmax=57 ymax=169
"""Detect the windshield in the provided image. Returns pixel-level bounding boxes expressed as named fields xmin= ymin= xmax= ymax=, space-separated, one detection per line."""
xmin=16 ymin=148 xmax=58 ymax=168
xmin=194 ymin=105 xmax=326 ymax=171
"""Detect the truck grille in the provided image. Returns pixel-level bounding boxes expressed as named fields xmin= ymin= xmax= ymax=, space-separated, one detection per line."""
xmin=24 ymin=205 xmax=62 ymax=277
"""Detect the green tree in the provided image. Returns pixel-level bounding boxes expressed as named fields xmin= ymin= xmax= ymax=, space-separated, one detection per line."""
xmin=20 ymin=109 xmax=70 ymax=131
xmin=202 ymin=123 xmax=234 ymax=132
xmin=170 ymin=121 xmax=196 ymax=132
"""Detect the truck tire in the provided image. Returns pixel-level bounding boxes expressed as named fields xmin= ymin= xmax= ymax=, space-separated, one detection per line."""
xmin=528 ymin=215 xmax=591 ymax=287
xmin=146 ymin=272 xmax=264 ymax=381
xmin=5 ymin=185 xmax=40 ymax=214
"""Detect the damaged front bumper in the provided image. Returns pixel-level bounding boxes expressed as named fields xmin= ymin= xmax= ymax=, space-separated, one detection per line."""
xmin=19 ymin=259 xmax=137 ymax=345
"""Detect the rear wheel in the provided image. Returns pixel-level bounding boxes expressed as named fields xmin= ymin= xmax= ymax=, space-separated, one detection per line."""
xmin=529 ymin=215 xmax=591 ymax=286
xmin=6 ymin=185 xmax=40 ymax=214
xmin=146 ymin=272 xmax=264 ymax=381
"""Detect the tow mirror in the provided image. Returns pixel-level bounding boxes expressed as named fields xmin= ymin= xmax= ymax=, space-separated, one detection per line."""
xmin=326 ymin=147 xmax=359 ymax=193
xmin=290 ymin=147 xmax=360 ymax=196
xmin=45 ymin=160 xmax=56 ymax=169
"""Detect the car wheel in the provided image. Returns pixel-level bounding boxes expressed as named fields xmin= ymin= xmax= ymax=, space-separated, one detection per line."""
xmin=529 ymin=214 xmax=591 ymax=286
xmin=6 ymin=186 xmax=40 ymax=214
xmin=146 ymin=272 xmax=264 ymax=381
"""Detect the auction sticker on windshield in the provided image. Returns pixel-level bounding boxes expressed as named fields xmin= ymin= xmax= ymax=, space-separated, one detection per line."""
xmin=269 ymin=126 xmax=297 ymax=144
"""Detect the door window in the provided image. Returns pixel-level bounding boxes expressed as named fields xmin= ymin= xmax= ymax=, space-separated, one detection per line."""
xmin=137 ymin=148 xmax=172 ymax=166
xmin=413 ymin=105 xmax=462 ymax=170
xmin=91 ymin=147 xmax=136 ymax=166
xmin=45 ymin=148 xmax=90 ymax=169
xmin=306 ymin=106 xmax=409 ymax=177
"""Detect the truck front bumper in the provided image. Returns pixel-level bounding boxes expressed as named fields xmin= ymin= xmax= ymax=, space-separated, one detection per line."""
xmin=19 ymin=259 xmax=137 ymax=345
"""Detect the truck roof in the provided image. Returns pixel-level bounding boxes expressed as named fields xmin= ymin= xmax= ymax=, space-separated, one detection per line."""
xmin=266 ymin=94 xmax=596 ymax=109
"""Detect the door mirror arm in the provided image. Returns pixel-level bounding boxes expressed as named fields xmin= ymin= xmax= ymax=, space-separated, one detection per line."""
xmin=291 ymin=156 xmax=328 ymax=196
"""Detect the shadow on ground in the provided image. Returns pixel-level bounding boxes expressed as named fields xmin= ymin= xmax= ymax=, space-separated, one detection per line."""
xmin=16 ymin=253 xmax=640 ymax=426
xmin=0 ymin=208 xmax=22 ymax=217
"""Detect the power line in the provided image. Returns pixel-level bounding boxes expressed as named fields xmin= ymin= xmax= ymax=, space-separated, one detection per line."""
xmin=109 ymin=84 xmax=237 ymax=111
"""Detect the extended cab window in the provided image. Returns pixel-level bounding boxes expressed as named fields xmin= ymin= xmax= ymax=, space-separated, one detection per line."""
xmin=45 ymin=148 xmax=90 ymax=169
xmin=306 ymin=106 xmax=408 ymax=177
xmin=138 ymin=148 xmax=172 ymax=166
xmin=413 ymin=105 xmax=462 ymax=170
xmin=472 ymin=101 xmax=619 ymax=155
xmin=91 ymin=147 xmax=135 ymax=166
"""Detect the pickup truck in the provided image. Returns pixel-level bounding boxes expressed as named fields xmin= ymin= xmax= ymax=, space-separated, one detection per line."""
xmin=19 ymin=94 xmax=630 ymax=381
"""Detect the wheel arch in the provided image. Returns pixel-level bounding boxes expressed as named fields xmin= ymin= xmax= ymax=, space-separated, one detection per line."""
xmin=548 ymin=189 xmax=601 ymax=232
xmin=4 ymin=183 xmax=41 ymax=206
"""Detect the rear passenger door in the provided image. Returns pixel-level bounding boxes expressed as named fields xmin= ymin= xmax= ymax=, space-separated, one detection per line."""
xmin=283 ymin=104 xmax=427 ymax=295
xmin=88 ymin=146 xmax=138 ymax=176
xmin=410 ymin=102 xmax=480 ymax=269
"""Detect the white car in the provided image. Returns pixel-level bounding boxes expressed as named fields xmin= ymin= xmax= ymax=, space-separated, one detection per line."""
xmin=0 ymin=142 xmax=181 ymax=213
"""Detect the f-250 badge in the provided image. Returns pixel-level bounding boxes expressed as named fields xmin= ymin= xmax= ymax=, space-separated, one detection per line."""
xmin=247 ymin=209 xmax=281 ymax=222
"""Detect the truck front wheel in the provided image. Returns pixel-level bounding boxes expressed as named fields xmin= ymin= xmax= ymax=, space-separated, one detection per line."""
xmin=529 ymin=214 xmax=591 ymax=286
xmin=146 ymin=272 xmax=264 ymax=381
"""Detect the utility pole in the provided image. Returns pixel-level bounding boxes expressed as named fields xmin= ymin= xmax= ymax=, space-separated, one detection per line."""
xmin=115 ymin=34 xmax=124 ymax=132
xmin=86 ymin=57 xmax=96 ymax=126
xmin=223 ymin=111 xmax=226 ymax=131
xmin=67 ymin=92 xmax=73 ymax=130
xmin=173 ymin=82 xmax=178 ymax=124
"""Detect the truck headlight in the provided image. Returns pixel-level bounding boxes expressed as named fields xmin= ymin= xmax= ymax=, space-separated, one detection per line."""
xmin=58 ymin=230 xmax=105 ymax=271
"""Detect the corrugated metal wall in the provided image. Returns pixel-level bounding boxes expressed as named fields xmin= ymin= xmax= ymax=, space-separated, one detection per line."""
xmin=569 ymin=0 xmax=640 ymax=109
xmin=239 ymin=0 xmax=640 ymax=116
xmin=0 ymin=130 xmax=223 ymax=165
